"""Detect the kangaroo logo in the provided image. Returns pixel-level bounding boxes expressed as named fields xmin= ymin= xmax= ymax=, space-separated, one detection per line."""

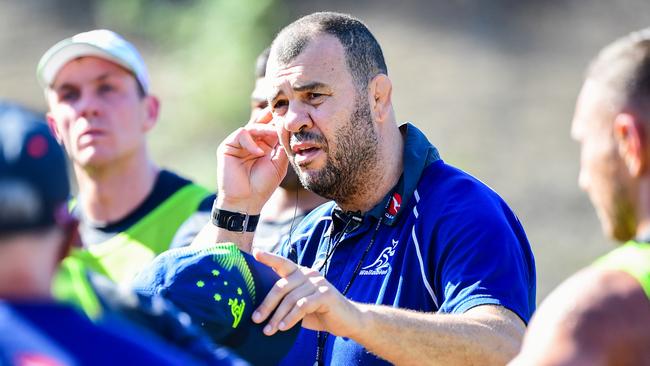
xmin=360 ymin=239 xmax=399 ymax=276
xmin=228 ymin=298 xmax=246 ymax=328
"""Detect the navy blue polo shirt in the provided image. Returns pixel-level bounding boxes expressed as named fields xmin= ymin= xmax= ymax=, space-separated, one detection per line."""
xmin=278 ymin=123 xmax=536 ymax=365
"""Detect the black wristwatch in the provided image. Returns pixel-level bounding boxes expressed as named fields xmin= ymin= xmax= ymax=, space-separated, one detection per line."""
xmin=211 ymin=201 xmax=260 ymax=232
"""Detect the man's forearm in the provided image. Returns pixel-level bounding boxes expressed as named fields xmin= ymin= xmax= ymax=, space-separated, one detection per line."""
xmin=191 ymin=223 xmax=255 ymax=253
xmin=350 ymin=303 xmax=525 ymax=366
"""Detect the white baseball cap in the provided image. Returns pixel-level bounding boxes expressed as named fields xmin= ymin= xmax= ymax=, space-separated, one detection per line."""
xmin=37 ymin=29 xmax=150 ymax=93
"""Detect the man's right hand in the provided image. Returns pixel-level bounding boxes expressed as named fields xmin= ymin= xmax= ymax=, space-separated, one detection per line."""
xmin=251 ymin=249 xmax=364 ymax=339
xmin=215 ymin=108 xmax=288 ymax=215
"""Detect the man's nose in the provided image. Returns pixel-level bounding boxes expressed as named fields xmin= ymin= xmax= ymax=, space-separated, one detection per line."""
xmin=77 ymin=93 xmax=101 ymax=119
xmin=283 ymin=102 xmax=313 ymax=133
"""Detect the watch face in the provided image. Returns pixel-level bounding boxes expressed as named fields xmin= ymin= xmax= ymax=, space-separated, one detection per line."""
xmin=227 ymin=215 xmax=245 ymax=231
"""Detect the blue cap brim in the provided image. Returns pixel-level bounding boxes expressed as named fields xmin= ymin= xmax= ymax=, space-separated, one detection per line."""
xmin=132 ymin=243 xmax=299 ymax=365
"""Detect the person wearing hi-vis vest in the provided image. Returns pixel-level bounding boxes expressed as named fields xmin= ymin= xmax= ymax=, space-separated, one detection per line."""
xmin=511 ymin=29 xmax=650 ymax=365
xmin=36 ymin=30 xmax=214 ymax=297
xmin=0 ymin=101 xmax=247 ymax=366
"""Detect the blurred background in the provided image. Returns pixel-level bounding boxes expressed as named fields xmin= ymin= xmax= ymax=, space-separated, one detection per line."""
xmin=2 ymin=0 xmax=650 ymax=301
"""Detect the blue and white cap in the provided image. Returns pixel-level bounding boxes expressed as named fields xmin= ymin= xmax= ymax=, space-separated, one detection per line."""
xmin=37 ymin=29 xmax=150 ymax=93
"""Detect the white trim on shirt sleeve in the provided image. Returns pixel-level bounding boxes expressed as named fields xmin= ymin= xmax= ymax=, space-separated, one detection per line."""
xmin=411 ymin=189 xmax=438 ymax=308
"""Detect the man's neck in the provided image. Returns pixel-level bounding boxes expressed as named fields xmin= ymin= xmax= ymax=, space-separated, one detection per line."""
xmin=633 ymin=175 xmax=650 ymax=241
xmin=338 ymin=124 xmax=404 ymax=214
xmin=75 ymin=153 xmax=159 ymax=224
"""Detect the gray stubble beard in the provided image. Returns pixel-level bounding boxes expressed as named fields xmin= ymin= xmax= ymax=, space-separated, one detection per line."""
xmin=294 ymin=95 xmax=380 ymax=207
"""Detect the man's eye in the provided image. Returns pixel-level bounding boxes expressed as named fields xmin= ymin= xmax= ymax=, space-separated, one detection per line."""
xmin=60 ymin=90 xmax=79 ymax=102
xmin=307 ymin=93 xmax=325 ymax=103
xmin=98 ymin=84 xmax=114 ymax=93
xmin=273 ymin=100 xmax=288 ymax=111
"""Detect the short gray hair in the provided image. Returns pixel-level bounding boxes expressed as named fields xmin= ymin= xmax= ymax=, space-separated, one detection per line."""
xmin=270 ymin=12 xmax=387 ymax=91
xmin=587 ymin=28 xmax=650 ymax=113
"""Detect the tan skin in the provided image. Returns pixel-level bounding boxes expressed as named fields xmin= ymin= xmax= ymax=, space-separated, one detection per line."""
xmin=510 ymin=78 xmax=650 ymax=365
xmin=200 ymin=34 xmax=526 ymax=365
xmin=249 ymin=76 xmax=328 ymax=249
xmin=0 ymin=229 xmax=66 ymax=299
xmin=46 ymin=57 xmax=160 ymax=224
xmin=0 ymin=211 xmax=77 ymax=300
xmin=511 ymin=268 xmax=650 ymax=366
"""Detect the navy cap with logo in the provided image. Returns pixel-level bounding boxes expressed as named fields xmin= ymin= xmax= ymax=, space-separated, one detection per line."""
xmin=0 ymin=101 xmax=70 ymax=233
xmin=132 ymin=243 xmax=300 ymax=366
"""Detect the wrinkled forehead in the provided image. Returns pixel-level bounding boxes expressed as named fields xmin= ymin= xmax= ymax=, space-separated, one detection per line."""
xmin=265 ymin=36 xmax=354 ymax=99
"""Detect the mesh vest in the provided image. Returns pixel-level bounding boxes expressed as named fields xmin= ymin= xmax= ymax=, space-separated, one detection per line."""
xmin=54 ymin=183 xmax=211 ymax=314
xmin=594 ymin=240 xmax=650 ymax=301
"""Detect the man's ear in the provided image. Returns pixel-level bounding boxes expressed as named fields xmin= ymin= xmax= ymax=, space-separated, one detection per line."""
xmin=614 ymin=113 xmax=646 ymax=176
xmin=46 ymin=113 xmax=63 ymax=144
xmin=142 ymin=95 xmax=160 ymax=132
xmin=368 ymin=74 xmax=392 ymax=123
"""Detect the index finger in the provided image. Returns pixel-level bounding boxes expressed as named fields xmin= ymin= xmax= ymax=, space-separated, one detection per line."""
xmin=253 ymin=248 xmax=298 ymax=278
xmin=254 ymin=106 xmax=273 ymax=125
xmin=246 ymin=106 xmax=273 ymax=128
xmin=242 ymin=123 xmax=278 ymax=140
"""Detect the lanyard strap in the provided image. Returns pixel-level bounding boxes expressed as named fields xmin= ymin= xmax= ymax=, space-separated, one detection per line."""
xmin=314 ymin=217 xmax=383 ymax=366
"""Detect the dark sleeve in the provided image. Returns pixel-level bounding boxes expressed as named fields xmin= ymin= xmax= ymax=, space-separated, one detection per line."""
xmin=0 ymin=305 xmax=76 ymax=365
xmin=170 ymin=195 xmax=214 ymax=249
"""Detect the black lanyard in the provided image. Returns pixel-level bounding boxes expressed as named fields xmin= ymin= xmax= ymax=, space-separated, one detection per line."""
xmin=314 ymin=216 xmax=383 ymax=366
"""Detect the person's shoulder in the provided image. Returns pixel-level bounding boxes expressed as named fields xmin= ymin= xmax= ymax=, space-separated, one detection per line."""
xmin=417 ymin=161 xmax=516 ymax=222
xmin=159 ymin=170 xmax=211 ymax=194
xmin=515 ymin=266 xmax=650 ymax=365
xmin=419 ymin=161 xmax=501 ymax=200
xmin=157 ymin=169 xmax=213 ymax=211
xmin=0 ymin=303 xmax=77 ymax=365
xmin=158 ymin=169 xmax=191 ymax=185
xmin=554 ymin=267 xmax=650 ymax=334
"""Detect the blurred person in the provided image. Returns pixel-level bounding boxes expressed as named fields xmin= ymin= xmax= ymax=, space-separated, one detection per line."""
xmin=0 ymin=102 xmax=216 ymax=366
xmin=36 ymin=29 xmax=214 ymax=290
xmin=511 ymin=29 xmax=650 ymax=366
xmin=249 ymin=47 xmax=272 ymax=123
xmin=249 ymin=47 xmax=329 ymax=253
xmin=200 ymin=12 xmax=536 ymax=365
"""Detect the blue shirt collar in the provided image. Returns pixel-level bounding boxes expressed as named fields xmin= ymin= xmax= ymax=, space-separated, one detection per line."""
xmin=363 ymin=123 xmax=440 ymax=225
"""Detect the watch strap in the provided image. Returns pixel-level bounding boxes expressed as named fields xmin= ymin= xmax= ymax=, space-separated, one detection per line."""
xmin=211 ymin=203 xmax=260 ymax=232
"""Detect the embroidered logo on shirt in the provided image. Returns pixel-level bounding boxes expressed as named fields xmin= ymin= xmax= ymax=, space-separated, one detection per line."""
xmin=359 ymin=239 xmax=399 ymax=276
